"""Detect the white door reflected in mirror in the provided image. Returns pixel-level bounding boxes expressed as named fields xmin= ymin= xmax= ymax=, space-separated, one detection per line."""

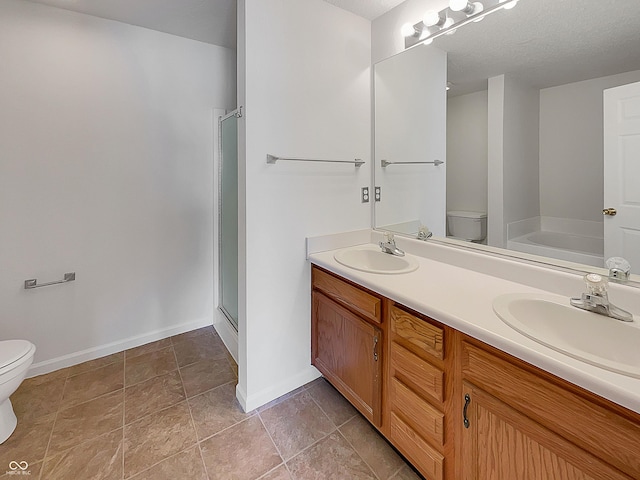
xmin=604 ymin=81 xmax=640 ymax=273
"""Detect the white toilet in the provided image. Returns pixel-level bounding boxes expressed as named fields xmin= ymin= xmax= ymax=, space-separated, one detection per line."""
xmin=0 ymin=340 xmax=36 ymax=443
xmin=447 ymin=210 xmax=487 ymax=242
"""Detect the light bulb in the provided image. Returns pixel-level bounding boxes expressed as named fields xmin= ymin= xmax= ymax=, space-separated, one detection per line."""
xmin=442 ymin=17 xmax=455 ymax=29
xmin=449 ymin=0 xmax=470 ymax=12
xmin=422 ymin=38 xmax=434 ymax=46
xmin=401 ymin=22 xmax=416 ymax=37
xmin=423 ymin=10 xmax=442 ymax=27
xmin=500 ymin=0 xmax=518 ymax=9
xmin=471 ymin=2 xmax=484 ymax=21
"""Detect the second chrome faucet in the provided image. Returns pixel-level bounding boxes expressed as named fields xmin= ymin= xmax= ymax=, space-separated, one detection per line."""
xmin=570 ymin=273 xmax=633 ymax=322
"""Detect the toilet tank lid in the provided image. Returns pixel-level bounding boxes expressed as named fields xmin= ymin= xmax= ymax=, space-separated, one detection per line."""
xmin=447 ymin=210 xmax=487 ymax=219
xmin=0 ymin=340 xmax=35 ymax=369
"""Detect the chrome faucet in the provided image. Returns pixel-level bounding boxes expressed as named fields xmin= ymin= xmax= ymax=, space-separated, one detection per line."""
xmin=417 ymin=226 xmax=433 ymax=241
xmin=570 ymin=273 xmax=633 ymax=322
xmin=606 ymin=257 xmax=631 ymax=282
xmin=379 ymin=232 xmax=405 ymax=257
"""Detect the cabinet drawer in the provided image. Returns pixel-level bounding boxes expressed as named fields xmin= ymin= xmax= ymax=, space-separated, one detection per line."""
xmin=390 ymin=341 xmax=444 ymax=403
xmin=312 ymin=267 xmax=381 ymax=324
xmin=389 ymin=377 xmax=444 ymax=447
xmin=389 ymin=411 xmax=444 ymax=480
xmin=390 ymin=305 xmax=443 ymax=359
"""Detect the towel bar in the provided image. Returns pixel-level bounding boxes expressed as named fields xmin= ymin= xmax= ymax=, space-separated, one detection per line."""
xmin=267 ymin=154 xmax=364 ymax=167
xmin=381 ymin=159 xmax=444 ymax=167
xmin=25 ymin=272 xmax=76 ymax=289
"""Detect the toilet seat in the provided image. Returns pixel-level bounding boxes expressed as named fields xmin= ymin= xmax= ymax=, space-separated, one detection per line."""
xmin=0 ymin=340 xmax=36 ymax=376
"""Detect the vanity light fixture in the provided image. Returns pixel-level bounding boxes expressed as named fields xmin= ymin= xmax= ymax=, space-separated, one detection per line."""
xmin=402 ymin=0 xmax=519 ymax=49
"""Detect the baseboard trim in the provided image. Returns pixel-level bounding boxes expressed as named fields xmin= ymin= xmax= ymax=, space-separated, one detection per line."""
xmin=213 ymin=309 xmax=238 ymax=363
xmin=236 ymin=365 xmax=321 ymax=412
xmin=28 ymin=317 xmax=213 ymax=377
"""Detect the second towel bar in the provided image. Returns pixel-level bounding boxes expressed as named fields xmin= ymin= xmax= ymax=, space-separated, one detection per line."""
xmin=381 ymin=159 xmax=444 ymax=167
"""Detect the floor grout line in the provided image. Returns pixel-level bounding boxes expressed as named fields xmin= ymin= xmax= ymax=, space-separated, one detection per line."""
xmin=335 ymin=428 xmax=382 ymax=480
xmin=195 ymin=413 xmax=256 ymax=445
xmin=256 ymin=410 xmax=286 ymax=460
xmin=305 ymin=381 xmax=402 ymax=480
xmin=122 ymin=353 xmax=126 ymax=480
xmin=173 ymin=345 xmax=212 ymax=480
xmin=124 ymin=443 xmax=201 ymax=480
xmin=36 ymin=372 xmax=68 ymax=480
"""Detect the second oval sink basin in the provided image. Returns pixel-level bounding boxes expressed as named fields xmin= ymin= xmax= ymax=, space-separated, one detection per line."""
xmin=493 ymin=293 xmax=640 ymax=378
xmin=334 ymin=245 xmax=419 ymax=274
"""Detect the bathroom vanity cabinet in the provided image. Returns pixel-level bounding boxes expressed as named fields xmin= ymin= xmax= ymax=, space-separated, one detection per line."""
xmin=310 ymin=266 xmax=640 ymax=480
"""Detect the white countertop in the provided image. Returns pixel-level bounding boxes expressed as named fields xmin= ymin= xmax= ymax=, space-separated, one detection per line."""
xmin=308 ymin=237 xmax=640 ymax=414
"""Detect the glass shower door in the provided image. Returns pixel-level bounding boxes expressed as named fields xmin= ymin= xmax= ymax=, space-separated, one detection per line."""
xmin=219 ymin=111 xmax=239 ymax=330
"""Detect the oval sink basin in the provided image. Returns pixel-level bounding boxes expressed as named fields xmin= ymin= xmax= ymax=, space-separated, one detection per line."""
xmin=334 ymin=246 xmax=419 ymax=274
xmin=493 ymin=293 xmax=640 ymax=378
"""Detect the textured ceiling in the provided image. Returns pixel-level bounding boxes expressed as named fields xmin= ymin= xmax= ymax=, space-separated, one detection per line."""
xmin=22 ymin=0 xmax=237 ymax=49
xmin=436 ymin=0 xmax=640 ymax=95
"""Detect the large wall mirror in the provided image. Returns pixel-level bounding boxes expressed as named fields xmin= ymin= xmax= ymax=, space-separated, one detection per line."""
xmin=374 ymin=0 xmax=640 ymax=275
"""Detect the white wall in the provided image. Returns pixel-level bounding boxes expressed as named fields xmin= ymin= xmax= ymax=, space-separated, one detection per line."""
xmin=0 ymin=0 xmax=236 ymax=373
xmin=375 ymin=45 xmax=447 ymax=236
xmin=238 ymin=0 xmax=371 ymax=411
xmin=487 ymin=75 xmax=540 ymax=247
xmin=539 ymin=69 xmax=640 ymax=223
xmin=487 ymin=76 xmax=505 ymax=247
xmin=503 ymin=76 xmax=540 ymax=228
xmin=446 ymin=90 xmax=488 ymax=215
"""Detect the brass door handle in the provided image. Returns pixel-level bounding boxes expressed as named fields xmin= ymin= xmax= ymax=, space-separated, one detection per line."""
xmin=603 ymin=208 xmax=617 ymax=216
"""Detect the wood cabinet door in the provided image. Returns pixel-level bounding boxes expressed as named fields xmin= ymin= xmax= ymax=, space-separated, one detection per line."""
xmin=459 ymin=382 xmax=632 ymax=480
xmin=312 ymin=291 xmax=382 ymax=426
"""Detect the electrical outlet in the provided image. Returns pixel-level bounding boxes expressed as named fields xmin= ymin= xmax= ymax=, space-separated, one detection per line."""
xmin=361 ymin=187 xmax=370 ymax=203
xmin=374 ymin=186 xmax=381 ymax=202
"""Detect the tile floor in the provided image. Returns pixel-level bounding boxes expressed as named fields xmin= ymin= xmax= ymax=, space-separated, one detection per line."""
xmin=1 ymin=326 xmax=421 ymax=480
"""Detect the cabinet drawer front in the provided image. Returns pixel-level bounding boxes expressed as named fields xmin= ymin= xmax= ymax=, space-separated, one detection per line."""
xmin=389 ymin=412 xmax=444 ymax=480
xmin=391 ymin=341 xmax=444 ymax=403
xmin=312 ymin=267 xmax=381 ymax=323
xmin=390 ymin=377 xmax=444 ymax=447
xmin=391 ymin=305 xmax=443 ymax=359
xmin=462 ymin=341 xmax=640 ymax=479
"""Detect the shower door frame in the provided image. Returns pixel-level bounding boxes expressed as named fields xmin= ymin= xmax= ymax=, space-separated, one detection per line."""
xmin=217 ymin=107 xmax=242 ymax=332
